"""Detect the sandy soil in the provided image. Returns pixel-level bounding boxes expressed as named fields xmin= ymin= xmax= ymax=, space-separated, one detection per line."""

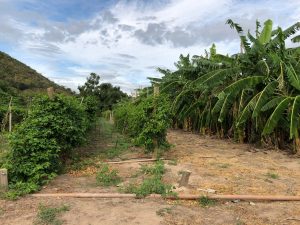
xmin=1 ymin=129 xmax=300 ymax=225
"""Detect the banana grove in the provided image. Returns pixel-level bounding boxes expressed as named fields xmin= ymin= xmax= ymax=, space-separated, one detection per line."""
xmin=152 ymin=19 xmax=300 ymax=152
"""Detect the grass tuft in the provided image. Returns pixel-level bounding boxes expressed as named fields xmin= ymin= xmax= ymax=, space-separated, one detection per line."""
xmin=34 ymin=204 xmax=70 ymax=225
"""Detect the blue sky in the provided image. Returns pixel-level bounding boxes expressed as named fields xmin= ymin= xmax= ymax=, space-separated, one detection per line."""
xmin=0 ymin=0 xmax=299 ymax=94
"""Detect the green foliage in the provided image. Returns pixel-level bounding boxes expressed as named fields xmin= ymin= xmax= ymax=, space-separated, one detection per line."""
xmin=4 ymin=181 xmax=39 ymax=200
xmin=259 ymin=19 xmax=273 ymax=44
xmin=262 ymin=97 xmax=291 ymax=135
xmin=2 ymin=94 xmax=96 ymax=197
xmin=114 ymin=94 xmax=172 ymax=152
xmin=82 ymin=95 xmax=98 ymax=123
xmin=34 ymin=204 xmax=70 ymax=225
xmin=96 ymin=164 xmax=121 ymax=186
xmin=79 ymin=73 xmax=127 ymax=111
xmin=198 ymin=196 xmax=217 ymax=207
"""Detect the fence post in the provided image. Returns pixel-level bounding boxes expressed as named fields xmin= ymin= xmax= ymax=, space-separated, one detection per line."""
xmin=47 ymin=87 xmax=54 ymax=99
xmin=0 ymin=168 xmax=8 ymax=191
xmin=154 ymin=84 xmax=159 ymax=97
xmin=109 ymin=111 xmax=114 ymax=124
xmin=80 ymin=97 xmax=84 ymax=105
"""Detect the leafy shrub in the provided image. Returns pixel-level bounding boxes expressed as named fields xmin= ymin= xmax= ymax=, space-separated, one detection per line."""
xmin=114 ymin=94 xmax=172 ymax=152
xmin=96 ymin=164 xmax=121 ymax=186
xmin=3 ymin=94 xmax=96 ymax=197
xmin=82 ymin=95 xmax=98 ymax=123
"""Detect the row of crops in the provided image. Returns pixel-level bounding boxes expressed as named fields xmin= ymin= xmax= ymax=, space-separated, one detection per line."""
xmin=156 ymin=19 xmax=300 ymax=152
xmin=115 ymin=19 xmax=300 ymax=153
xmin=0 ymin=95 xmax=97 ymax=198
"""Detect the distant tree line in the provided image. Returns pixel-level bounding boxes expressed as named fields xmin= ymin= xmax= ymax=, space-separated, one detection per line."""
xmin=78 ymin=73 xmax=128 ymax=111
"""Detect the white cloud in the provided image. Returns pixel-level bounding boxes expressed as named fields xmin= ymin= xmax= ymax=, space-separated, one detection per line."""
xmin=0 ymin=0 xmax=299 ymax=94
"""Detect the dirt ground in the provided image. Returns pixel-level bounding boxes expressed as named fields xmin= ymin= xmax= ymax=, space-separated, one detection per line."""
xmin=1 ymin=128 xmax=300 ymax=225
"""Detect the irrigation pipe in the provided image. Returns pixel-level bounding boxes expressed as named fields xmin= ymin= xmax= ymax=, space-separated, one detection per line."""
xmin=105 ymin=156 xmax=215 ymax=164
xmin=31 ymin=193 xmax=300 ymax=201
xmin=105 ymin=158 xmax=165 ymax=164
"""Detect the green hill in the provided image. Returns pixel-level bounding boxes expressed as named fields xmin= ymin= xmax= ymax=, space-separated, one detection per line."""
xmin=0 ymin=51 xmax=75 ymax=127
xmin=0 ymin=51 xmax=73 ymax=97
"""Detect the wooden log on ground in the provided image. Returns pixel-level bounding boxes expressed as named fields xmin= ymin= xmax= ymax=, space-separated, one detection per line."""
xmin=31 ymin=193 xmax=300 ymax=201
xmin=0 ymin=168 xmax=8 ymax=191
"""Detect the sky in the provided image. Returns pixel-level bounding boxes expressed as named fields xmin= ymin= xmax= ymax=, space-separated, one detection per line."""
xmin=0 ymin=0 xmax=299 ymax=94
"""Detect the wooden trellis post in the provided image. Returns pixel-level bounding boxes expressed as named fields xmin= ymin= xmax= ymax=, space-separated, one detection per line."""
xmin=0 ymin=168 xmax=8 ymax=191
xmin=153 ymin=84 xmax=160 ymax=157
xmin=154 ymin=84 xmax=159 ymax=97
xmin=8 ymin=97 xmax=12 ymax=132
xmin=80 ymin=97 xmax=84 ymax=105
xmin=178 ymin=170 xmax=191 ymax=187
xmin=47 ymin=87 xmax=54 ymax=99
xmin=109 ymin=111 xmax=114 ymax=124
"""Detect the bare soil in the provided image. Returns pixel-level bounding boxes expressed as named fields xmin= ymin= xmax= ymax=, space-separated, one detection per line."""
xmin=1 ymin=128 xmax=300 ymax=225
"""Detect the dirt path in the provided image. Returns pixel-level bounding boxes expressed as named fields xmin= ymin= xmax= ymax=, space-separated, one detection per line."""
xmin=1 ymin=127 xmax=300 ymax=225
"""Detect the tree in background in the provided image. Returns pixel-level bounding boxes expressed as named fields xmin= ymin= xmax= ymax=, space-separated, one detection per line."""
xmin=79 ymin=73 xmax=127 ymax=111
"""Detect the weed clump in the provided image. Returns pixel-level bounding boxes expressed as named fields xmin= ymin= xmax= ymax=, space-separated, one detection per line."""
xmin=121 ymin=160 xmax=176 ymax=198
xmin=140 ymin=160 xmax=165 ymax=176
xmin=96 ymin=163 xmax=121 ymax=186
xmin=266 ymin=172 xmax=279 ymax=179
xmin=198 ymin=196 xmax=217 ymax=207
xmin=34 ymin=204 xmax=70 ymax=225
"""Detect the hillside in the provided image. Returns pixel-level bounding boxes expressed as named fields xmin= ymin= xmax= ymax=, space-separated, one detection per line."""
xmin=0 ymin=51 xmax=73 ymax=97
xmin=0 ymin=51 xmax=75 ymax=125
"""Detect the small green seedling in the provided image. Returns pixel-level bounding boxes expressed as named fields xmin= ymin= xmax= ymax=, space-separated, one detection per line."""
xmin=218 ymin=163 xmax=231 ymax=168
xmin=198 ymin=196 xmax=216 ymax=207
xmin=266 ymin=172 xmax=279 ymax=179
